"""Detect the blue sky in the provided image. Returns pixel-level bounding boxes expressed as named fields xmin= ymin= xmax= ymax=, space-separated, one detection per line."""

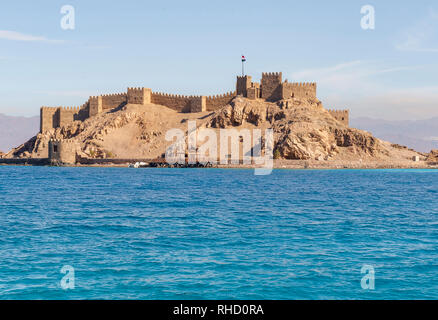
xmin=1 ymin=0 xmax=438 ymax=120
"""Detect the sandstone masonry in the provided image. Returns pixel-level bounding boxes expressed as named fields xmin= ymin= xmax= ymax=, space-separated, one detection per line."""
xmin=48 ymin=139 xmax=80 ymax=165
xmin=40 ymin=71 xmax=350 ymax=133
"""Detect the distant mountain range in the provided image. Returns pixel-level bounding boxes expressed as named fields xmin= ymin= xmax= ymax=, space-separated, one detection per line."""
xmin=0 ymin=113 xmax=436 ymax=154
xmin=351 ymin=117 xmax=438 ymax=153
xmin=0 ymin=113 xmax=39 ymax=153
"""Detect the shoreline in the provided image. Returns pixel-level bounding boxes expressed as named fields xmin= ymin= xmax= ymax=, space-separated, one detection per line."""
xmin=1 ymin=158 xmax=437 ymax=170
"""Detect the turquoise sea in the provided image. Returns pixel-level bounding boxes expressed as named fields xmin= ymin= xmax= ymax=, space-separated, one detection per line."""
xmin=0 ymin=167 xmax=437 ymax=299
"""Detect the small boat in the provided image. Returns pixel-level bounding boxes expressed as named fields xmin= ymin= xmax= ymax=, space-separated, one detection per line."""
xmin=128 ymin=161 xmax=148 ymax=168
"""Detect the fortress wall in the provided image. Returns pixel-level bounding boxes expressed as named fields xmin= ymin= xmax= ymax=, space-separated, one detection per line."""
xmin=152 ymin=90 xmax=234 ymax=112
xmin=206 ymin=91 xmax=236 ymax=111
xmin=40 ymin=107 xmax=59 ymax=133
xmin=328 ymin=109 xmax=349 ymax=126
xmin=281 ymin=83 xmax=293 ymax=99
xmin=75 ymin=102 xmax=90 ymax=121
xmin=49 ymin=139 xmax=79 ymax=164
xmin=58 ymin=106 xmax=80 ymax=128
xmin=88 ymin=92 xmax=127 ymax=118
xmin=282 ymin=82 xmax=317 ymax=100
xmin=127 ymin=87 xmax=151 ymax=105
xmin=247 ymin=87 xmax=259 ymax=100
xmin=37 ymin=73 xmax=329 ymax=135
xmin=89 ymin=96 xmax=102 ymax=117
xmin=261 ymin=72 xmax=282 ymax=101
xmin=190 ymin=96 xmax=207 ymax=113
xmin=236 ymin=76 xmax=252 ymax=96
xmin=41 ymin=104 xmax=88 ymax=133
xmin=151 ymin=92 xmax=193 ymax=112
xmin=101 ymin=93 xmax=127 ymax=110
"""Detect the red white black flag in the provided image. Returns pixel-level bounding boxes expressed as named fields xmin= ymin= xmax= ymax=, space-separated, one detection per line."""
xmin=241 ymin=55 xmax=246 ymax=62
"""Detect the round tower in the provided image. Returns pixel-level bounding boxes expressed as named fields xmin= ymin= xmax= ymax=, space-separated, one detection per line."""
xmin=48 ymin=139 xmax=80 ymax=165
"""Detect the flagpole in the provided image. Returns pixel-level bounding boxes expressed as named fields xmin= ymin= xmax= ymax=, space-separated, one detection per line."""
xmin=241 ymin=55 xmax=245 ymax=76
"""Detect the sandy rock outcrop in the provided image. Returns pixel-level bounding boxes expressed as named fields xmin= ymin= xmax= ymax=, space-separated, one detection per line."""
xmin=7 ymin=96 xmax=421 ymax=164
xmin=207 ymin=97 xmax=392 ymax=161
xmin=427 ymin=149 xmax=438 ymax=162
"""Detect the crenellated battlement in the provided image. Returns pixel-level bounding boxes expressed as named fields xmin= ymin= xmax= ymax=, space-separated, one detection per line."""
xmin=88 ymin=95 xmax=103 ymax=117
xmin=328 ymin=109 xmax=349 ymax=126
xmin=127 ymin=87 xmax=151 ymax=105
xmin=49 ymin=138 xmax=78 ymax=144
xmin=151 ymin=91 xmax=203 ymax=112
xmin=40 ymin=105 xmax=84 ymax=133
xmin=281 ymin=81 xmax=317 ymax=100
xmin=38 ymin=69 xmax=348 ymax=134
xmin=261 ymin=72 xmax=282 ymax=101
xmin=151 ymin=91 xmax=199 ymax=99
xmin=205 ymin=91 xmax=235 ymax=101
xmin=59 ymin=106 xmax=81 ymax=112
xmin=48 ymin=138 xmax=80 ymax=164
xmin=100 ymin=92 xmax=127 ymax=111
xmin=236 ymin=75 xmax=252 ymax=97
xmin=101 ymin=93 xmax=126 ymax=98
xmin=206 ymin=91 xmax=236 ymax=111
xmin=289 ymin=82 xmax=316 ymax=87
xmin=261 ymin=72 xmax=282 ymax=78
xmin=41 ymin=106 xmax=58 ymax=110
xmin=327 ymin=109 xmax=348 ymax=114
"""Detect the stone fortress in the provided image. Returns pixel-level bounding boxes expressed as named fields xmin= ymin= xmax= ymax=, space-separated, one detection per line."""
xmin=40 ymin=72 xmax=349 ymax=134
xmin=3 ymin=70 xmax=431 ymax=168
xmin=40 ymin=71 xmax=350 ymax=164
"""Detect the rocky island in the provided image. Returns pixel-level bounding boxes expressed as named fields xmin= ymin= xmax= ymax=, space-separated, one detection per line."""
xmin=1 ymin=71 xmax=436 ymax=169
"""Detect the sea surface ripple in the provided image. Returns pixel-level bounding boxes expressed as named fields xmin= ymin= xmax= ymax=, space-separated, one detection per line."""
xmin=0 ymin=167 xmax=437 ymax=299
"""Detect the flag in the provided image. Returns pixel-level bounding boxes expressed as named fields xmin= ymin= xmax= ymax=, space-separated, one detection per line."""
xmin=241 ymin=55 xmax=246 ymax=62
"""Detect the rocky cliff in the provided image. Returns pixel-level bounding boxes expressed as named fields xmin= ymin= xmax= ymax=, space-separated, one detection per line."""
xmin=6 ymin=96 xmax=423 ymax=164
xmin=427 ymin=150 xmax=438 ymax=162
xmin=206 ymin=97 xmax=389 ymax=161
